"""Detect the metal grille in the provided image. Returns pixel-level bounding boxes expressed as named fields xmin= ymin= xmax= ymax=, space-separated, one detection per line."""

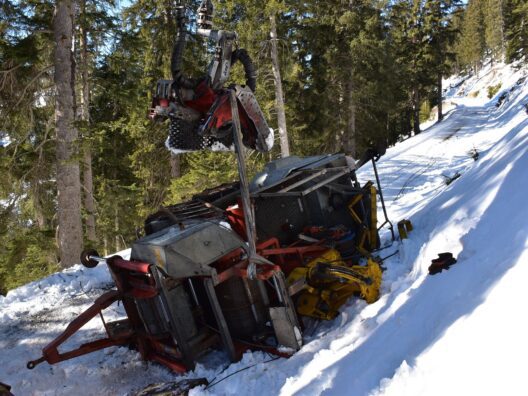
xmin=167 ymin=117 xmax=234 ymax=152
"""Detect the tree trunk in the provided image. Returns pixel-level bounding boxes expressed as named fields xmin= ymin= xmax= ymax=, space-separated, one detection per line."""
xmin=103 ymin=234 xmax=108 ymax=257
xmin=170 ymin=153 xmax=181 ymax=178
xmin=54 ymin=0 xmax=83 ymax=268
xmin=437 ymin=72 xmax=443 ymax=122
xmin=80 ymin=0 xmax=97 ymax=244
xmin=114 ymin=206 xmax=120 ymax=252
xmin=343 ymin=75 xmax=357 ymax=156
xmin=269 ymin=13 xmax=290 ymax=158
xmin=412 ymin=89 xmax=421 ymax=135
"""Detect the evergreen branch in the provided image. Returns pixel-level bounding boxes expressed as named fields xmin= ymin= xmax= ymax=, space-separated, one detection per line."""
xmin=13 ymin=65 xmax=54 ymax=109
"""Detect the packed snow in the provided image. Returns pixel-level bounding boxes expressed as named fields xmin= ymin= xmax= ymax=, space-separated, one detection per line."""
xmin=1 ymin=61 xmax=527 ymax=395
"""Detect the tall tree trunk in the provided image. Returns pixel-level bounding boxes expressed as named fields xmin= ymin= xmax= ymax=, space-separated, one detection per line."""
xmin=269 ymin=13 xmax=290 ymax=158
xmin=114 ymin=206 xmax=120 ymax=252
xmin=103 ymin=235 xmax=108 ymax=257
xmin=170 ymin=153 xmax=181 ymax=178
xmin=412 ymin=89 xmax=421 ymax=135
xmin=437 ymin=72 xmax=443 ymax=122
xmin=165 ymin=0 xmax=182 ymax=179
xmin=54 ymin=0 xmax=83 ymax=268
xmin=343 ymin=75 xmax=357 ymax=156
xmin=80 ymin=0 xmax=97 ymax=244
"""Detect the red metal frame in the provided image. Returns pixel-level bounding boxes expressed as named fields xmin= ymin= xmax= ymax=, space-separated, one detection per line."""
xmin=26 ymin=290 xmax=132 ymax=369
xmin=27 ymin=256 xmax=188 ymax=373
xmin=27 ymin=240 xmax=322 ymax=373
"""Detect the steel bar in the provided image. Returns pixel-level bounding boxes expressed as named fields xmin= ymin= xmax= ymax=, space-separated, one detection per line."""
xmin=278 ymin=169 xmax=328 ymax=192
xmin=229 ymin=89 xmax=257 ymax=261
xmin=300 ymin=169 xmax=350 ymax=196
xmin=371 ymin=158 xmax=395 ymax=241
xmin=204 ymin=278 xmax=237 ymax=362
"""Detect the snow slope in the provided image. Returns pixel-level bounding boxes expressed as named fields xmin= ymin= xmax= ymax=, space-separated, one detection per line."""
xmin=1 ymin=61 xmax=527 ymax=395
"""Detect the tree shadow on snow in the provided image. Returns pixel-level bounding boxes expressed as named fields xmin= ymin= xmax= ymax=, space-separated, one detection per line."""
xmin=290 ymin=101 xmax=528 ymax=395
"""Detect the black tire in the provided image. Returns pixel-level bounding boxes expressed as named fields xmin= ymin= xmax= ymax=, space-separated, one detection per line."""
xmin=80 ymin=249 xmax=100 ymax=268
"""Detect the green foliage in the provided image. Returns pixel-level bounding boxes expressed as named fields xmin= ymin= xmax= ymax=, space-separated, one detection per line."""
xmin=165 ymin=152 xmax=266 ymax=204
xmin=457 ymin=0 xmax=486 ymax=71
xmin=484 ymin=0 xmax=505 ymax=59
xmin=0 ymin=227 xmax=58 ymax=295
xmin=0 ymin=0 xmax=58 ymax=293
xmin=455 ymin=0 xmax=528 ymax=67
xmin=2 ymin=0 xmax=527 ymax=293
xmin=420 ymin=101 xmax=433 ymax=123
xmin=487 ymin=83 xmax=502 ymax=98
xmin=505 ymin=0 xmax=528 ymax=63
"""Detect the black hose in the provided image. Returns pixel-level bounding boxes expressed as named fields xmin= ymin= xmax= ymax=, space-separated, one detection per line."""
xmin=231 ymin=48 xmax=257 ymax=92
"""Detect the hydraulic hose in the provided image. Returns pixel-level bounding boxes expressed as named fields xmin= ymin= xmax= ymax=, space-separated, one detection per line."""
xmin=231 ymin=48 xmax=257 ymax=92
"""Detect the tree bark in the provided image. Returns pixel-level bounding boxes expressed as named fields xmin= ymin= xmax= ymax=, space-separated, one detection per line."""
xmin=164 ymin=0 xmax=182 ymax=180
xmin=54 ymin=0 xmax=83 ymax=268
xmin=114 ymin=205 xmax=120 ymax=252
xmin=343 ymin=75 xmax=357 ymax=156
xmin=437 ymin=72 xmax=443 ymax=122
xmin=80 ymin=0 xmax=97 ymax=244
xmin=412 ymin=89 xmax=421 ymax=135
xmin=269 ymin=13 xmax=290 ymax=158
xmin=170 ymin=153 xmax=181 ymax=178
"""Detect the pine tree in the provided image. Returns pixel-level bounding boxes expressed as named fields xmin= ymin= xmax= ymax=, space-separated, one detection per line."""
xmin=390 ymin=0 xmax=431 ymax=135
xmin=269 ymin=9 xmax=290 ymax=157
xmin=484 ymin=0 xmax=505 ymax=61
xmin=505 ymin=0 xmax=528 ymax=63
xmin=0 ymin=0 xmax=60 ymax=289
xmin=457 ymin=0 xmax=486 ymax=72
xmin=79 ymin=0 xmax=98 ymax=244
xmin=76 ymin=0 xmax=117 ymax=244
xmin=54 ymin=0 xmax=83 ymax=268
xmin=423 ymin=0 xmax=462 ymax=121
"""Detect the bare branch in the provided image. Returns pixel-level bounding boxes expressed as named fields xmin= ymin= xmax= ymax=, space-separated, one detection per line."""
xmin=0 ymin=64 xmax=23 ymax=74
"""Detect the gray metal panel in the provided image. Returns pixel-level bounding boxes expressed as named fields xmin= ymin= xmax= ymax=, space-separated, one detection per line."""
xmin=270 ymin=307 xmax=302 ymax=350
xmin=269 ymin=272 xmax=302 ymax=351
xmin=250 ymin=154 xmax=346 ymax=191
xmin=131 ymin=221 xmax=246 ymax=280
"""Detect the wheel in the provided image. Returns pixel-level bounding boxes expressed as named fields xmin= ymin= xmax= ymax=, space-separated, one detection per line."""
xmin=80 ymin=249 xmax=100 ymax=268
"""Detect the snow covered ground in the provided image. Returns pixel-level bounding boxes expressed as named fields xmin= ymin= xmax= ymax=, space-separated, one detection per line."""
xmin=1 ymin=61 xmax=527 ymax=395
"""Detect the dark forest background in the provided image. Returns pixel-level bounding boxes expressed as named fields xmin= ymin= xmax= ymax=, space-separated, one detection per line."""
xmin=1 ymin=0 xmax=526 ymax=293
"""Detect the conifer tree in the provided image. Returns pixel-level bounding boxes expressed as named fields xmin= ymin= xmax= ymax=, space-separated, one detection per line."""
xmin=484 ymin=0 xmax=505 ymax=61
xmin=457 ymin=0 xmax=486 ymax=72
xmin=390 ymin=0 xmax=431 ymax=135
xmin=269 ymin=9 xmax=290 ymax=157
xmin=1 ymin=0 xmax=61 ymax=288
xmin=423 ymin=0 xmax=462 ymax=121
xmin=505 ymin=0 xmax=528 ymax=63
xmin=54 ymin=0 xmax=83 ymax=268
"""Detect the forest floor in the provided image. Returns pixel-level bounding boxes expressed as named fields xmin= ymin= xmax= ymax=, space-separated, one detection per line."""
xmin=1 ymin=61 xmax=527 ymax=396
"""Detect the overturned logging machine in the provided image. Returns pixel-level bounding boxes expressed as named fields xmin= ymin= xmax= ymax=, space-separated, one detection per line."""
xmin=27 ymin=0 xmax=394 ymax=376
xmin=27 ymin=153 xmax=391 ymax=373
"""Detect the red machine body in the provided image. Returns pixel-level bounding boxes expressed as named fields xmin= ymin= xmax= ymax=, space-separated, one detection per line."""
xmin=27 ymin=236 xmax=312 ymax=373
